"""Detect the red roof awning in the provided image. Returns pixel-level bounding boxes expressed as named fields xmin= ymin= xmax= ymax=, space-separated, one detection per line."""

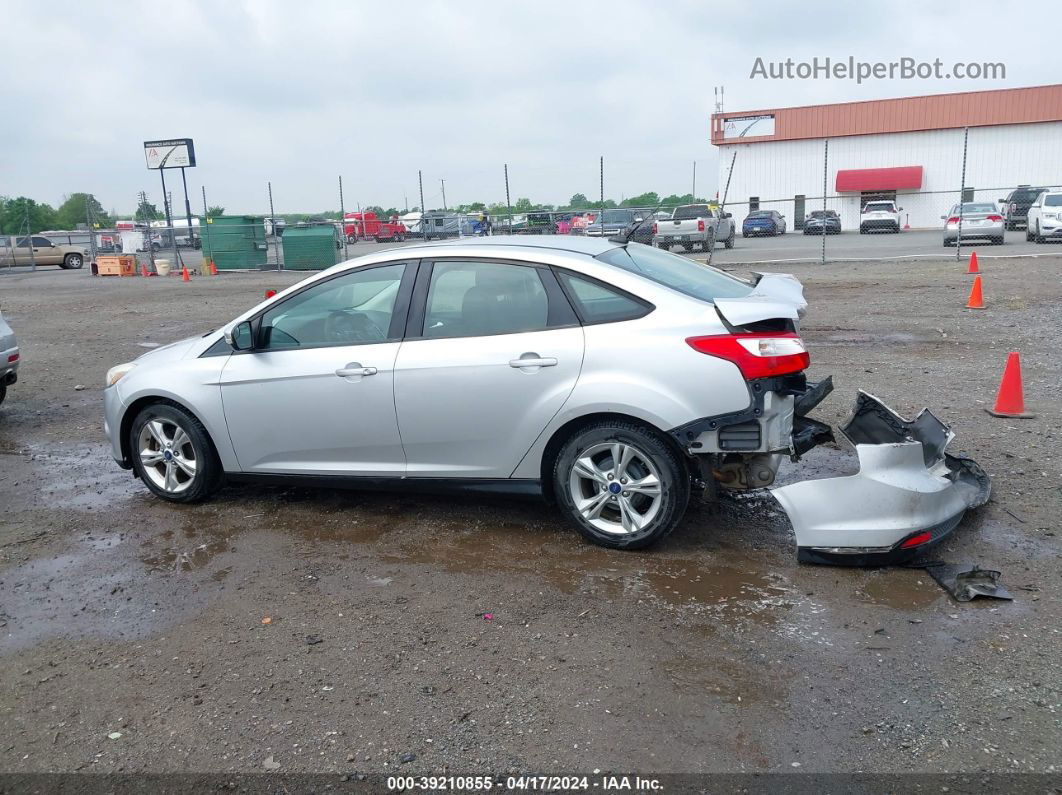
xmin=835 ymin=166 xmax=923 ymax=192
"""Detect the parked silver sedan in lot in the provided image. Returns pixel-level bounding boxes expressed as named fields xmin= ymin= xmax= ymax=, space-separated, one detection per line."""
xmin=942 ymin=202 xmax=1005 ymax=246
xmin=103 ymin=236 xmax=988 ymax=560
xmin=0 ymin=304 xmax=19 ymax=405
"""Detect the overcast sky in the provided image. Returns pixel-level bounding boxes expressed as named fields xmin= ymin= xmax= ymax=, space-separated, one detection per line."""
xmin=2 ymin=0 xmax=1057 ymax=215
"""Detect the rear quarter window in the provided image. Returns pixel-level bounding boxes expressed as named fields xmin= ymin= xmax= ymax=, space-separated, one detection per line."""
xmin=555 ymin=270 xmax=651 ymax=324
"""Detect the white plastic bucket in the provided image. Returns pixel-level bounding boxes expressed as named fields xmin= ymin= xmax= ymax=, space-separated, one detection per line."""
xmin=155 ymin=259 xmax=171 ymax=276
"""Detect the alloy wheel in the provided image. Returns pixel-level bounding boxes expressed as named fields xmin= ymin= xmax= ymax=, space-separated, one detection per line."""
xmin=568 ymin=441 xmax=663 ymax=535
xmin=137 ymin=418 xmax=198 ymax=494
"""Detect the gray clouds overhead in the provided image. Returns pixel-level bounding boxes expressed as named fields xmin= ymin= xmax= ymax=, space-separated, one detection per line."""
xmin=1 ymin=0 xmax=1055 ymax=213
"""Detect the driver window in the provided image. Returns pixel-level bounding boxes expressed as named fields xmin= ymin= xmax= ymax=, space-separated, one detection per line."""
xmin=259 ymin=263 xmax=405 ymax=350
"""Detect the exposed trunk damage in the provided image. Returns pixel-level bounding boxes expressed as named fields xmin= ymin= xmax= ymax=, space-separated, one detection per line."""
xmin=772 ymin=391 xmax=991 ymax=566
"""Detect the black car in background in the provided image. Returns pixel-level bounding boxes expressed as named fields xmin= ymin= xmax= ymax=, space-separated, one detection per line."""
xmin=998 ymin=186 xmax=1049 ymax=230
xmin=803 ymin=209 xmax=841 ymax=235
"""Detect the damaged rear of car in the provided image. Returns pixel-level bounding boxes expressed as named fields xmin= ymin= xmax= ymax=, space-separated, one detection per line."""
xmin=652 ymin=263 xmax=991 ymax=566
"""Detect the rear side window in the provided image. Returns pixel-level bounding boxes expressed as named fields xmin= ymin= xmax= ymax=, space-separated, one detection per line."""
xmin=672 ymin=205 xmax=710 ymax=220
xmin=595 ymin=245 xmax=752 ymax=303
xmin=555 ymin=270 xmax=651 ymax=324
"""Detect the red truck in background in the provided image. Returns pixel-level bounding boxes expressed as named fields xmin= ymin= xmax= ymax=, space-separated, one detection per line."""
xmin=343 ymin=212 xmax=408 ymax=243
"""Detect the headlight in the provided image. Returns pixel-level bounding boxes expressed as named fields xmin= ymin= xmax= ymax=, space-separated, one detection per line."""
xmin=106 ymin=362 xmax=136 ymax=387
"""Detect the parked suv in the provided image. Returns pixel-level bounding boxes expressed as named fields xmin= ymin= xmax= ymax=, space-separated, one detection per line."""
xmin=0 ymin=235 xmax=87 ymax=269
xmin=1025 ymin=190 xmax=1062 ymax=243
xmin=998 ymin=186 xmax=1048 ymax=230
xmin=859 ymin=201 xmax=902 ymax=233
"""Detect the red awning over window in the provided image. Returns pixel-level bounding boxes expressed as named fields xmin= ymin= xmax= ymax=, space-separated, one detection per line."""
xmin=835 ymin=166 xmax=923 ymax=192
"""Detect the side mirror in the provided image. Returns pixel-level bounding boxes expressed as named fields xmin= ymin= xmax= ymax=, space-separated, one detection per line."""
xmin=940 ymin=215 xmax=947 ymax=220
xmin=898 ymin=207 xmax=904 ymax=211
xmin=723 ymin=212 xmax=732 ymax=219
xmin=224 ymin=320 xmax=254 ymax=351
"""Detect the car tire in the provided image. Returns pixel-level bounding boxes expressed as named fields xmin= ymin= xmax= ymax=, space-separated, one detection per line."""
xmin=859 ymin=225 xmax=867 ymax=234
xmin=346 ymin=234 xmax=357 ymax=244
xmin=1025 ymin=227 xmax=1033 ymax=242
xmin=723 ymin=229 xmax=734 ymax=249
xmin=61 ymin=253 xmax=84 ymax=270
xmin=1034 ymin=223 xmax=1044 ymax=244
xmin=129 ymin=402 xmax=223 ymax=504
xmin=656 ymin=242 xmax=669 ymax=250
xmin=0 ymin=382 xmax=6 ymax=406
xmin=553 ymin=421 xmax=690 ymax=550
xmin=681 ymin=243 xmax=693 ymax=252
xmin=742 ymin=232 xmax=749 ymax=238
xmin=993 ymin=235 xmax=1004 ymax=245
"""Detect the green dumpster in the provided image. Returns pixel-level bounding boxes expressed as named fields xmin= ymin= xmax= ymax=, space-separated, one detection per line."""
xmin=282 ymin=224 xmax=340 ymax=271
xmin=200 ymin=215 xmax=268 ymax=270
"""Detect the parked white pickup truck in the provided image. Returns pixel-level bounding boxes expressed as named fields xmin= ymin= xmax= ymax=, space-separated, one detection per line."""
xmin=859 ymin=201 xmax=903 ymax=234
xmin=653 ymin=204 xmax=735 ymax=252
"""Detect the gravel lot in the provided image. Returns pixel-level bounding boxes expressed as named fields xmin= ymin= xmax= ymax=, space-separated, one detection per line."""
xmin=0 ymin=252 xmax=1059 ymax=776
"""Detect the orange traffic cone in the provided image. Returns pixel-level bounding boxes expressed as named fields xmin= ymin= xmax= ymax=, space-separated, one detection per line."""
xmin=965 ymin=275 xmax=985 ymax=309
xmin=967 ymin=251 xmax=979 ymax=274
xmin=140 ymin=262 xmax=150 ymax=278
xmin=181 ymin=266 xmax=190 ymax=282
xmin=209 ymin=259 xmax=218 ymax=276
xmin=987 ymin=352 xmax=1034 ymax=418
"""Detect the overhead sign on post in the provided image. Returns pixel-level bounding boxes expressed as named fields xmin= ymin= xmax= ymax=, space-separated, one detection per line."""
xmin=144 ymin=138 xmax=196 ymax=169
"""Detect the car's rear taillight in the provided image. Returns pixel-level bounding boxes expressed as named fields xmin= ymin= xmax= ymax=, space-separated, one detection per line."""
xmin=900 ymin=531 xmax=932 ymax=549
xmin=7 ymin=353 xmax=18 ymax=363
xmin=652 ymin=222 xmax=658 ymax=236
xmin=686 ymin=332 xmax=809 ymax=379
xmin=986 ymin=214 xmax=1003 ymax=222
xmin=697 ymin=219 xmax=705 ymax=233
xmin=1010 ymin=202 xmax=1017 ymax=214
xmin=947 ymin=216 xmax=960 ymax=224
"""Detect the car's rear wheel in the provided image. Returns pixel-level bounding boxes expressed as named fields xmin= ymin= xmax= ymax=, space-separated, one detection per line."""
xmin=130 ymin=402 xmax=222 ymax=503
xmin=0 ymin=382 xmax=6 ymax=405
xmin=1034 ymin=223 xmax=1044 ymax=243
xmin=681 ymin=243 xmax=693 ymax=252
xmin=61 ymin=253 xmax=83 ymax=270
xmin=554 ymin=421 xmax=689 ymax=550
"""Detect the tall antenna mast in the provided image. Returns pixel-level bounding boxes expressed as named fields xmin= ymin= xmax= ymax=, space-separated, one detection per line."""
xmin=713 ymin=86 xmax=725 ymax=114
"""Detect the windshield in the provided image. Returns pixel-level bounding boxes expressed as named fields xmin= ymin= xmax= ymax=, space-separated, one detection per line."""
xmin=1010 ymin=189 xmax=1044 ymax=202
xmin=596 ymin=245 xmax=752 ymax=303
xmin=601 ymin=210 xmax=634 ymax=224
xmin=672 ymin=205 xmax=710 ymax=220
xmin=864 ymin=202 xmax=895 ymax=212
xmin=808 ymin=211 xmax=837 ymax=219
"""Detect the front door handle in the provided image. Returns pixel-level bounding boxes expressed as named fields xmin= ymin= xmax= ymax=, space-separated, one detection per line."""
xmin=335 ymin=362 xmax=378 ymax=378
xmin=509 ymin=353 xmax=558 ymax=369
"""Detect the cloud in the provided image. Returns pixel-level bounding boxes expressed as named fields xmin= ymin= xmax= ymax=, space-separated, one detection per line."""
xmin=0 ymin=0 xmax=1054 ymax=214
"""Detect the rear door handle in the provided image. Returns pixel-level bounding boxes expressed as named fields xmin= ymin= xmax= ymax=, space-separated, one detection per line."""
xmin=509 ymin=353 xmax=558 ymax=369
xmin=335 ymin=362 xmax=378 ymax=378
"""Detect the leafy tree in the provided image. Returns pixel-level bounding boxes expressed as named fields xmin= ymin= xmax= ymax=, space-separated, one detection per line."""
xmin=0 ymin=196 xmax=57 ymax=234
xmin=567 ymin=193 xmax=589 ymax=208
xmin=513 ymin=198 xmax=534 ymax=213
xmin=206 ymin=205 xmax=226 ymax=217
xmin=620 ymin=192 xmax=660 ymax=209
xmin=55 ymin=193 xmax=111 ymax=229
xmin=134 ymin=200 xmax=160 ymax=221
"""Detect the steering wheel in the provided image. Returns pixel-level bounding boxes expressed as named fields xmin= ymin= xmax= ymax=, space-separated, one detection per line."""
xmin=324 ymin=310 xmax=384 ymax=343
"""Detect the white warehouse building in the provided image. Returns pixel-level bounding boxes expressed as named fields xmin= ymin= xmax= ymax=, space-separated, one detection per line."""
xmin=710 ymin=84 xmax=1062 ymax=231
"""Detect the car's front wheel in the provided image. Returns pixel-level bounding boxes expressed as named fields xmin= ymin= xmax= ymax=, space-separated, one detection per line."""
xmin=130 ymin=402 xmax=223 ymax=503
xmin=61 ymin=253 xmax=84 ymax=269
xmin=553 ymin=421 xmax=689 ymax=550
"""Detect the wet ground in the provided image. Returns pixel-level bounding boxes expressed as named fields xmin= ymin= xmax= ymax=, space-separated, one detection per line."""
xmin=0 ymin=256 xmax=1059 ymax=775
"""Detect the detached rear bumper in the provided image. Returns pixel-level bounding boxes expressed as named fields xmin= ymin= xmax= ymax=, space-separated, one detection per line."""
xmin=772 ymin=391 xmax=991 ymax=566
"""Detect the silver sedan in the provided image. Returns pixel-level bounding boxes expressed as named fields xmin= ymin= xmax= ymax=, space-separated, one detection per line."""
xmin=942 ymin=202 xmax=1005 ymax=246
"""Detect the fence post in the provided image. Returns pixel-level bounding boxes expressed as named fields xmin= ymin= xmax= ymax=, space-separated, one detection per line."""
xmin=956 ymin=127 xmax=969 ymax=262
xmin=339 ymin=175 xmax=348 ymax=260
xmin=268 ymin=181 xmax=281 ymax=271
xmin=504 ymin=163 xmax=512 ymax=233
xmin=822 ymin=139 xmax=829 ymax=266
xmin=199 ymin=186 xmax=210 ymax=271
xmin=708 ymin=150 xmax=737 ymax=269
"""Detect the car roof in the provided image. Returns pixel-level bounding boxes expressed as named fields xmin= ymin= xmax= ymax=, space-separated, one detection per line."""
xmin=396 ymin=234 xmax=623 ymax=257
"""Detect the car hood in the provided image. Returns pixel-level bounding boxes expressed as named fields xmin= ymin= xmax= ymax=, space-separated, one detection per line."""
xmin=713 ymin=272 xmax=807 ymax=326
xmin=133 ymin=335 xmax=207 ymax=365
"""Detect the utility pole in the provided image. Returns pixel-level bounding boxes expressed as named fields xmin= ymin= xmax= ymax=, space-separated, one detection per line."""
xmin=440 ymin=179 xmax=447 ymax=212
xmin=599 ymin=156 xmax=604 ymax=208
xmin=418 ymin=170 xmax=425 ymax=212
xmin=692 ymin=161 xmax=697 ymax=200
xmin=199 ymin=185 xmax=209 ymax=271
